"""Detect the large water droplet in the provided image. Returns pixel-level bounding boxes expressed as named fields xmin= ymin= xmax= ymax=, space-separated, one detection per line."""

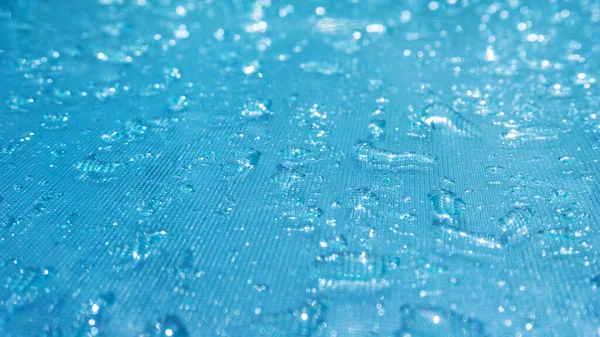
xmin=420 ymin=103 xmax=481 ymax=137
xmin=499 ymin=206 xmax=533 ymax=242
xmin=310 ymin=251 xmax=386 ymax=290
xmin=354 ymin=141 xmax=436 ymax=171
xmin=428 ymin=189 xmax=466 ymax=219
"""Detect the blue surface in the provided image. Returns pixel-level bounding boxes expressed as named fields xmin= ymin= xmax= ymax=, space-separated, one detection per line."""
xmin=1 ymin=0 xmax=600 ymax=336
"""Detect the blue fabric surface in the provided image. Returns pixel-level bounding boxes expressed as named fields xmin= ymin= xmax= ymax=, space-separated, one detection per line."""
xmin=1 ymin=0 xmax=600 ymax=336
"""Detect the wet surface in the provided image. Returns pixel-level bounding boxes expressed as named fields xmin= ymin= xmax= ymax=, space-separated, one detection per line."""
xmin=1 ymin=0 xmax=600 ymax=336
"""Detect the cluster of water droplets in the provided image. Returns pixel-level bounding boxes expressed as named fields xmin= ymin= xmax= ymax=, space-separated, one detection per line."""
xmin=1 ymin=0 xmax=600 ymax=336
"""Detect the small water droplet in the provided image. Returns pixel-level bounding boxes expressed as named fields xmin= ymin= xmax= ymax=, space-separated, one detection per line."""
xmin=167 ymin=95 xmax=188 ymax=112
xmin=486 ymin=166 xmax=505 ymax=174
xmin=178 ymin=184 xmax=194 ymax=193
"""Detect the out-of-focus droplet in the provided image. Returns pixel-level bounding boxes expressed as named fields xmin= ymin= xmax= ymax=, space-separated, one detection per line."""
xmin=240 ymin=98 xmax=272 ymax=119
xmin=310 ymin=251 xmax=386 ymax=290
xmin=397 ymin=305 xmax=488 ymax=337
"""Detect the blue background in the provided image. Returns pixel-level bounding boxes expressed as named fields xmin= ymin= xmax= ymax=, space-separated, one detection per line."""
xmin=1 ymin=0 xmax=600 ymax=336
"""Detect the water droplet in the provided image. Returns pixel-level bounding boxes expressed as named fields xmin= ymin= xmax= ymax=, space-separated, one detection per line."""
xmin=137 ymin=198 xmax=170 ymax=217
xmin=428 ymin=189 xmax=466 ymax=218
xmin=318 ymin=233 xmax=348 ymax=251
xmin=558 ymin=156 xmax=575 ymax=163
xmin=7 ymin=94 xmax=34 ymax=111
xmin=435 ymin=221 xmax=504 ymax=260
xmin=501 ymin=124 xmax=560 ymax=143
xmin=529 ymin=228 xmax=591 ymax=260
xmin=215 ymin=194 xmax=236 ymax=216
xmin=178 ymin=184 xmax=194 ymax=193
xmin=499 ymin=206 xmax=533 ymax=242
xmin=74 ymin=155 xmax=127 ymax=181
xmin=354 ymin=141 xmax=436 ymax=171
xmin=241 ymin=98 xmax=272 ymax=119
xmin=419 ymin=103 xmax=481 ymax=137
xmin=279 ymin=147 xmax=318 ymax=167
xmin=41 ymin=112 xmax=69 ymax=130
xmin=282 ymin=200 xmax=323 ymax=223
xmin=167 ymin=95 xmax=188 ymax=112
xmin=75 ymin=291 xmax=117 ymax=335
xmin=269 ymin=165 xmax=306 ymax=194
xmin=123 ymin=119 xmax=149 ymax=140
xmin=486 ymin=166 xmax=505 ymax=174
xmin=113 ymin=231 xmax=166 ymax=268
xmin=5 ymin=267 xmax=56 ymax=309
xmin=222 ymin=147 xmax=261 ymax=179
xmin=310 ymin=251 xmax=386 ymax=290
xmin=441 ymin=176 xmax=456 ymax=185
xmin=0 ymin=216 xmax=18 ymax=230
xmin=349 ymin=187 xmax=380 ymax=212
xmin=0 ymin=132 xmax=35 ymax=158
xmin=101 ymin=131 xmax=123 ymax=143
xmin=368 ymin=119 xmax=386 ymax=140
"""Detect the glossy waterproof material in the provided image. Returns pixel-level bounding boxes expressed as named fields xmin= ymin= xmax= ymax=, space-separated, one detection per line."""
xmin=1 ymin=0 xmax=600 ymax=336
